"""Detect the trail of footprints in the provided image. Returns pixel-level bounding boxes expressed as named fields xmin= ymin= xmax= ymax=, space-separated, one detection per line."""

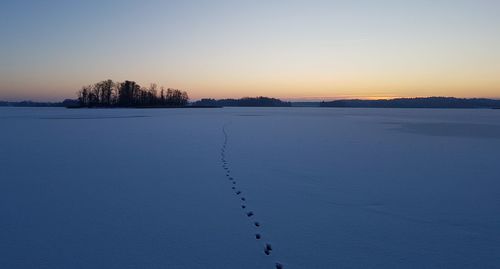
xmin=221 ymin=125 xmax=284 ymax=269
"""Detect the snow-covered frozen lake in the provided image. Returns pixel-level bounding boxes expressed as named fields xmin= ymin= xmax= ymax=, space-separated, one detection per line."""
xmin=1 ymin=107 xmax=499 ymax=268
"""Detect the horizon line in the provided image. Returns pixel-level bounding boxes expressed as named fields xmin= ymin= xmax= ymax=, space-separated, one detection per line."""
xmin=2 ymin=95 xmax=500 ymax=103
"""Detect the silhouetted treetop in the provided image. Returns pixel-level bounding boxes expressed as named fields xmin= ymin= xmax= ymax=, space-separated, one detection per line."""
xmin=76 ymin=79 xmax=189 ymax=107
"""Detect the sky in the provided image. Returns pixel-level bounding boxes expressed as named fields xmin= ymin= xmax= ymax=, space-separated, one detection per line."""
xmin=1 ymin=0 xmax=499 ymax=101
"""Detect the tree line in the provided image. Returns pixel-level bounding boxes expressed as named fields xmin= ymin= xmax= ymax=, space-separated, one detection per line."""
xmin=193 ymin=97 xmax=291 ymax=107
xmin=320 ymin=97 xmax=500 ymax=109
xmin=77 ymin=79 xmax=189 ymax=107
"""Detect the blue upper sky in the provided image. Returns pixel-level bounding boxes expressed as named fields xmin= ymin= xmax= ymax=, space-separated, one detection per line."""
xmin=1 ymin=0 xmax=499 ymax=101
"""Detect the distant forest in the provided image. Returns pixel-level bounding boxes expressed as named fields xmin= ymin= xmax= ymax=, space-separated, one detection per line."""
xmin=320 ymin=97 xmax=500 ymax=109
xmin=76 ymin=80 xmax=189 ymax=107
xmin=193 ymin=97 xmax=291 ymax=107
xmin=3 ymin=96 xmax=500 ymax=109
xmin=0 ymin=100 xmax=77 ymax=107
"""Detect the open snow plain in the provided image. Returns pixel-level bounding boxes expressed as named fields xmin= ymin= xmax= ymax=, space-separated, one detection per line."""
xmin=1 ymin=107 xmax=499 ymax=268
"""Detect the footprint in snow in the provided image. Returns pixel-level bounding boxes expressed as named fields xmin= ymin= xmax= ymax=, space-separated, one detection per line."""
xmin=264 ymin=243 xmax=273 ymax=255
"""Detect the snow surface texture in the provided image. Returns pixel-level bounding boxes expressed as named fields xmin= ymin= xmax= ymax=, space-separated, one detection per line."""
xmin=1 ymin=107 xmax=499 ymax=268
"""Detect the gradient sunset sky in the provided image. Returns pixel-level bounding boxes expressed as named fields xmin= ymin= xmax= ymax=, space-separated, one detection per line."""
xmin=1 ymin=0 xmax=499 ymax=101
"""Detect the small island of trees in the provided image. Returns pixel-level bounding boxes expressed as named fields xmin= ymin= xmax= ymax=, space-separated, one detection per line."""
xmin=192 ymin=97 xmax=291 ymax=107
xmin=75 ymin=79 xmax=189 ymax=108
